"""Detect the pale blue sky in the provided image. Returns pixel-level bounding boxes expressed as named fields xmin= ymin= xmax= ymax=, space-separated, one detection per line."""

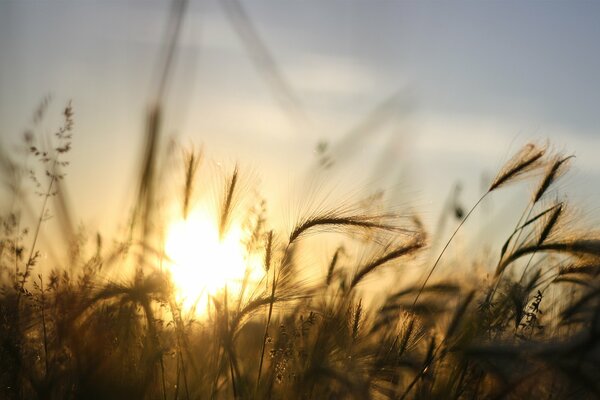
xmin=2 ymin=0 xmax=600 ymax=235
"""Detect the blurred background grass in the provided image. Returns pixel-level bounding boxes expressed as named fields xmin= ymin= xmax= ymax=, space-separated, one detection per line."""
xmin=2 ymin=0 xmax=600 ymax=240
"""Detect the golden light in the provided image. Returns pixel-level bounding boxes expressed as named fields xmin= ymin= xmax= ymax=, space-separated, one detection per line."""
xmin=165 ymin=209 xmax=261 ymax=313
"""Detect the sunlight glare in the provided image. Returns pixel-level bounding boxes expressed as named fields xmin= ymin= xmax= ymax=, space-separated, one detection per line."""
xmin=165 ymin=210 xmax=259 ymax=313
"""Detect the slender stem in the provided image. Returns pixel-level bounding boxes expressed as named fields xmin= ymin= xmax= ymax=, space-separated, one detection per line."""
xmin=402 ymin=292 xmax=475 ymax=398
xmin=175 ymin=315 xmax=191 ymax=400
xmin=413 ymin=193 xmax=487 ymax=305
xmin=174 ymin=352 xmax=181 ymax=400
xmin=160 ymin=356 xmax=167 ymax=400
xmin=140 ymin=297 xmax=166 ymax=400
xmin=256 ymin=254 xmax=277 ymax=393
xmin=224 ymin=286 xmax=238 ymax=399
xmin=20 ymin=175 xmax=54 ymax=292
xmin=488 ymin=205 xmax=534 ymax=301
xmin=503 ymin=205 xmax=534 ymax=267
xmin=16 ymin=164 xmax=56 ymax=337
xmin=399 ymin=340 xmax=437 ymax=399
xmin=14 ymin=217 xmax=20 ymax=286
xmin=229 ymin=357 xmax=237 ymax=399
xmin=518 ymin=251 xmax=538 ymax=283
xmin=40 ymin=275 xmax=49 ymax=380
xmin=169 ymin=298 xmax=192 ymax=400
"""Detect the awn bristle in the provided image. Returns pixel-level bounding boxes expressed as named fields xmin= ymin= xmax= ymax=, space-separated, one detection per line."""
xmin=557 ymin=262 xmax=600 ymax=277
xmin=350 ymin=236 xmax=424 ymax=289
xmin=537 ymin=203 xmax=564 ymax=245
xmin=289 ymin=212 xmax=406 ymax=244
xmin=489 ymin=143 xmax=546 ymax=192
xmin=496 ymin=239 xmax=600 ymax=276
xmin=533 ymin=155 xmax=574 ymax=203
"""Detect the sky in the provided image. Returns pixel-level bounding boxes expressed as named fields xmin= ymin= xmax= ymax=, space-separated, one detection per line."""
xmin=2 ymin=0 xmax=600 ymax=241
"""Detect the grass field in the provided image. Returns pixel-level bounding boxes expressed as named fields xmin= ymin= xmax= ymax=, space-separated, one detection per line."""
xmin=1 ymin=100 xmax=600 ymax=400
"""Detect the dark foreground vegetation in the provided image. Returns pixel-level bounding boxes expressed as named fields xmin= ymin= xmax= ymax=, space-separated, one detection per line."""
xmin=1 ymin=102 xmax=600 ymax=400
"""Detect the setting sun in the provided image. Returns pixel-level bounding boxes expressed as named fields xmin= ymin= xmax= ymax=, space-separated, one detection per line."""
xmin=165 ymin=210 xmax=258 ymax=312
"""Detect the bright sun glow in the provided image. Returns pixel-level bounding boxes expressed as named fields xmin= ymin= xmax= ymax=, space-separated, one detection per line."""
xmin=165 ymin=210 xmax=261 ymax=314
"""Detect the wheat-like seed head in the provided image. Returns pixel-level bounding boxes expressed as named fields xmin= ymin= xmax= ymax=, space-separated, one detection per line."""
xmin=489 ymin=143 xmax=547 ymax=192
xmin=533 ymin=154 xmax=574 ymax=203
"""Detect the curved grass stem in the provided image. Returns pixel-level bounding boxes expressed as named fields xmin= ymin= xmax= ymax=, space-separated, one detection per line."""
xmin=413 ymin=193 xmax=487 ymax=305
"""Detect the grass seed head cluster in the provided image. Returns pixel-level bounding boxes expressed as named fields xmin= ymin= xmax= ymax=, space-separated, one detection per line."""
xmin=1 ymin=103 xmax=600 ymax=400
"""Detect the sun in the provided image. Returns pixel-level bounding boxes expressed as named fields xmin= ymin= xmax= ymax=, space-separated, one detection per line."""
xmin=165 ymin=209 xmax=259 ymax=313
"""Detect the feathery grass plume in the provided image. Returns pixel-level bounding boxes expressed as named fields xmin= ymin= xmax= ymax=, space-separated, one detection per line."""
xmin=497 ymin=239 xmax=600 ymax=277
xmin=533 ymin=154 xmax=574 ymax=203
xmin=499 ymin=203 xmax=563 ymax=262
xmin=496 ymin=151 xmax=567 ymax=284
xmin=219 ymin=164 xmax=238 ymax=240
xmin=557 ymin=262 xmax=600 ymax=278
xmin=289 ymin=209 xmax=409 ymax=245
xmin=413 ymin=143 xmax=547 ymax=306
xmin=350 ymin=235 xmax=424 ymax=289
xmin=537 ymin=203 xmax=564 ymax=246
xmin=181 ymin=146 xmax=202 ymax=219
xmin=489 ymin=142 xmax=547 ymax=191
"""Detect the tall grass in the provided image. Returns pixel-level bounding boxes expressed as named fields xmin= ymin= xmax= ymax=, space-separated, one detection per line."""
xmin=1 ymin=104 xmax=600 ymax=400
